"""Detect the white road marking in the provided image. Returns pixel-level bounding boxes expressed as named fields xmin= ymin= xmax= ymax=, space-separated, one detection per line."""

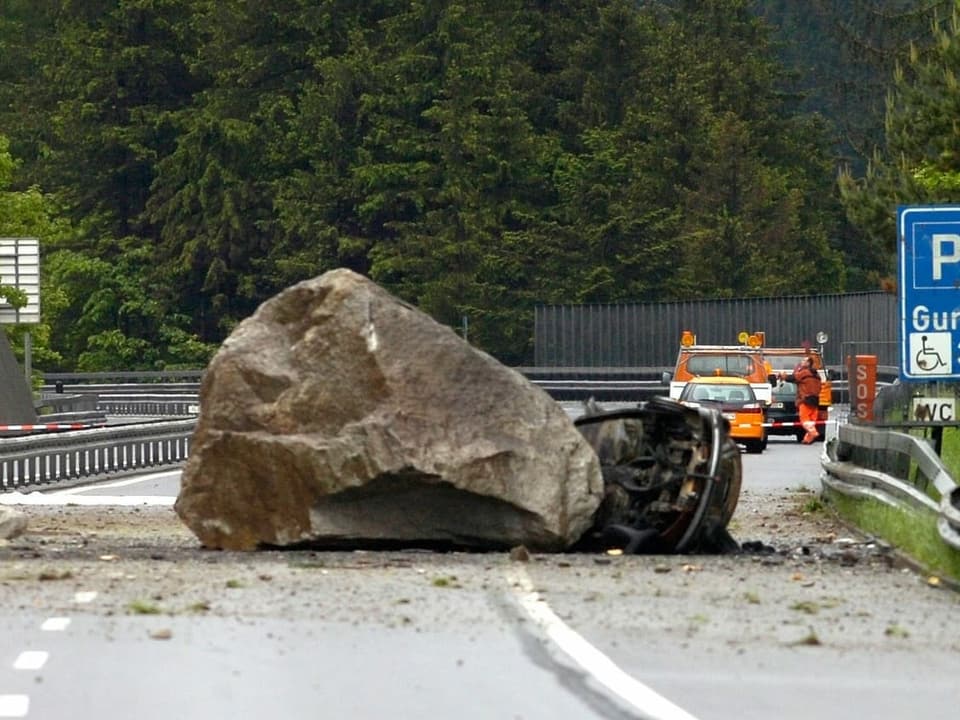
xmin=0 ymin=493 xmax=174 ymax=506
xmin=12 ymin=652 xmax=48 ymax=671
xmin=74 ymin=591 xmax=97 ymax=604
xmin=50 ymin=471 xmax=178 ymax=494
xmin=40 ymin=617 xmax=70 ymax=632
xmin=506 ymin=567 xmax=700 ymax=720
xmin=0 ymin=695 xmax=29 ymax=718
xmin=0 ymin=470 xmax=179 ymax=506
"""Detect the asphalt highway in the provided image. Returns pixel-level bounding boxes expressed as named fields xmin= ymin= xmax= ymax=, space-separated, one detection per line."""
xmin=2 ymin=417 xmax=959 ymax=719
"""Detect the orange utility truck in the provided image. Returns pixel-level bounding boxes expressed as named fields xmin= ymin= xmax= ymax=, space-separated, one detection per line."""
xmin=663 ymin=330 xmax=775 ymax=405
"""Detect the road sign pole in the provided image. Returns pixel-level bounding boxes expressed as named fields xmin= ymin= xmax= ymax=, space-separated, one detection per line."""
xmin=23 ymin=330 xmax=31 ymax=384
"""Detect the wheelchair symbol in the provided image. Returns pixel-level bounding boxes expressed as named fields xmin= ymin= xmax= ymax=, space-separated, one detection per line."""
xmin=916 ymin=335 xmax=948 ymax=370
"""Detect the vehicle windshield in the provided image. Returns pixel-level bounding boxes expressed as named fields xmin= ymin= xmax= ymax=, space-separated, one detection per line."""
xmin=773 ymin=381 xmax=797 ymax=398
xmin=685 ymin=354 xmax=756 ymax=377
xmin=682 ymin=383 xmax=756 ymax=404
xmin=765 ymin=354 xmax=816 ymax=372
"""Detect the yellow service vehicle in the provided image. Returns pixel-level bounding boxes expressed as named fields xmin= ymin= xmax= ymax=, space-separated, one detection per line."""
xmin=662 ymin=330 xmax=775 ymax=405
xmin=678 ymin=376 xmax=767 ymax=454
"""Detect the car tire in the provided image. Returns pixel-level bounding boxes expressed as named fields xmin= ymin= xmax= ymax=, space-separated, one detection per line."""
xmin=795 ymin=430 xmax=805 ymax=443
xmin=745 ymin=439 xmax=764 ymax=454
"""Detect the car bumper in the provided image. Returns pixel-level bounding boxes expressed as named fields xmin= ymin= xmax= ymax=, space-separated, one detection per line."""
xmin=726 ymin=419 xmax=765 ymax=441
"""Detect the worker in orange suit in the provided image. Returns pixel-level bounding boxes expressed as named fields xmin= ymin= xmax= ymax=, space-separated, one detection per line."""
xmin=780 ymin=356 xmax=823 ymax=444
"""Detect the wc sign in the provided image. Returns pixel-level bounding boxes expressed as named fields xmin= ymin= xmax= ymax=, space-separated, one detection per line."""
xmin=911 ymin=397 xmax=956 ymax=422
xmin=898 ymin=206 xmax=960 ymax=381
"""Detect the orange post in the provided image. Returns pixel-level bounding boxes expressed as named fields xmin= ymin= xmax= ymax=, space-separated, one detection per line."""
xmin=849 ymin=354 xmax=877 ymax=422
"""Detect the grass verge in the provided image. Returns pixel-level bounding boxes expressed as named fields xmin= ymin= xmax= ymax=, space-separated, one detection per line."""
xmin=825 ymin=490 xmax=960 ymax=584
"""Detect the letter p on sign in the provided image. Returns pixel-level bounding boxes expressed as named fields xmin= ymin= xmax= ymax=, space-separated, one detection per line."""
xmin=932 ymin=234 xmax=960 ymax=280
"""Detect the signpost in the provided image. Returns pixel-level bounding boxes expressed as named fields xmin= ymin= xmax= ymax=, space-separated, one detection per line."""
xmin=897 ymin=206 xmax=960 ymax=451
xmin=897 ymin=206 xmax=960 ymax=381
xmin=849 ymin=354 xmax=877 ymax=422
xmin=0 ymin=237 xmax=41 ymax=384
xmin=0 ymin=237 xmax=40 ymax=324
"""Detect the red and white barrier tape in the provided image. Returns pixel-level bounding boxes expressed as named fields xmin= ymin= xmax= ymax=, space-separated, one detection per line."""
xmin=761 ymin=420 xmax=831 ymax=428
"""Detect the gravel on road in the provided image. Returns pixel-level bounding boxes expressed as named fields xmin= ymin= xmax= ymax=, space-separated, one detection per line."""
xmin=1 ymin=486 xmax=953 ymax=630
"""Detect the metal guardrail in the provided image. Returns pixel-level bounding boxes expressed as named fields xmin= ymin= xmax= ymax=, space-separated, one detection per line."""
xmin=13 ymin=372 xmax=927 ymax=508
xmin=0 ymin=419 xmax=195 ymax=491
xmin=821 ymin=423 xmax=960 ymax=551
xmin=35 ymin=393 xmax=99 ymax=414
xmin=530 ymin=380 xmax=665 ymax=402
xmin=43 ymin=370 xmax=203 ymax=383
xmin=533 ymin=380 xmax=862 ymax=405
xmin=95 ymin=394 xmax=199 ymax=416
xmin=37 ymin=369 xmax=899 ymax=405
xmin=36 ymin=388 xmax=200 ymax=418
xmin=40 ymin=383 xmax=201 ymax=396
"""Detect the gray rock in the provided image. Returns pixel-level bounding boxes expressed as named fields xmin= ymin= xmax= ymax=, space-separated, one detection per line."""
xmin=176 ymin=269 xmax=603 ymax=551
xmin=0 ymin=506 xmax=27 ymax=540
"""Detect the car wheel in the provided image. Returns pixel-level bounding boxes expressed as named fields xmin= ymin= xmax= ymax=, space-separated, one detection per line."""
xmin=795 ymin=430 xmax=805 ymax=443
xmin=745 ymin=439 xmax=764 ymax=454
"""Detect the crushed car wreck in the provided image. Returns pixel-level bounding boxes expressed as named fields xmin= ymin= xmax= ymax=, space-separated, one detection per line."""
xmin=573 ymin=396 xmax=742 ymax=555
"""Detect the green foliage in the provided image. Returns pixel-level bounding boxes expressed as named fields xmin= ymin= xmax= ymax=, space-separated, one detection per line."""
xmin=23 ymin=0 xmax=202 ymax=237
xmin=840 ymin=4 xmax=960 ymax=255
xmin=0 ymin=0 xmax=918 ymax=368
xmin=660 ymin=3 xmax=846 ymax=298
xmin=0 ymin=285 xmax=28 ymax=310
xmin=357 ymin=0 xmax=571 ymax=361
xmin=759 ymin=0 xmax=954 ymax=289
xmin=758 ymin=0 xmax=954 ymax=165
xmin=0 ymin=2 xmax=216 ymax=372
xmin=0 ymin=134 xmax=68 ymax=370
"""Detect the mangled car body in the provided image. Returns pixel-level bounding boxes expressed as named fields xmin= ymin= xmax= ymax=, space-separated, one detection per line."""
xmin=574 ymin=396 xmax=742 ymax=554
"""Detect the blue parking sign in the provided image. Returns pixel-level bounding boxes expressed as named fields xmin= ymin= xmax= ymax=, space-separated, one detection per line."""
xmin=898 ymin=205 xmax=960 ymax=381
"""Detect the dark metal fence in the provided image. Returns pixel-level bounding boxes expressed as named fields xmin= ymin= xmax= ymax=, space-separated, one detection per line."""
xmin=534 ymin=292 xmax=898 ymax=370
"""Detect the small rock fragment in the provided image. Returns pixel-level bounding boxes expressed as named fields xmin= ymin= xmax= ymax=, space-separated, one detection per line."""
xmin=509 ymin=545 xmax=531 ymax=562
xmin=0 ymin=507 xmax=27 ymax=540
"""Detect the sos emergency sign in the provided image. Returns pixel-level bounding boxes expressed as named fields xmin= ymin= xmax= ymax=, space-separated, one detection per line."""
xmin=898 ymin=205 xmax=960 ymax=381
xmin=849 ymin=355 xmax=877 ymax=422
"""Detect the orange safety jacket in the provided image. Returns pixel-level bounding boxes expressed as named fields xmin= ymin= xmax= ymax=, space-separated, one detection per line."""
xmin=786 ymin=362 xmax=822 ymax=408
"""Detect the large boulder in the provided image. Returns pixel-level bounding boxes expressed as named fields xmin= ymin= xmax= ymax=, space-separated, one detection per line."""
xmin=175 ymin=269 xmax=603 ymax=551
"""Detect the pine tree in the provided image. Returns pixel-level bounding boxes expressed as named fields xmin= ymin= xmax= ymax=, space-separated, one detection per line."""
xmin=840 ymin=3 xmax=960 ymax=256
